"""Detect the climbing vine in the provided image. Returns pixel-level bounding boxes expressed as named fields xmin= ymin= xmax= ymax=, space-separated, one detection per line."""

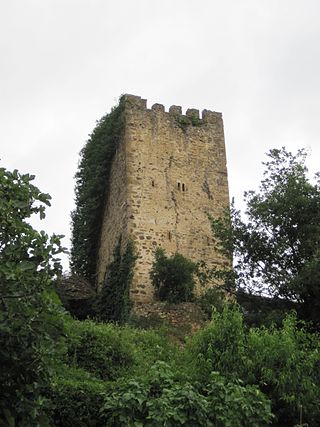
xmin=70 ymin=97 xmax=125 ymax=282
xmin=96 ymin=238 xmax=137 ymax=323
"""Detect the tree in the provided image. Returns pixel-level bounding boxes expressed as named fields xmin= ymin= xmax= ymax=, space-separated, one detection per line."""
xmin=212 ymin=147 xmax=320 ymax=327
xmin=0 ymin=167 xmax=65 ymax=426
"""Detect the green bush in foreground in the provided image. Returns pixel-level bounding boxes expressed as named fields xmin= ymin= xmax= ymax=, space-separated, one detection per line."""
xmin=0 ymin=167 xmax=65 ymax=426
xmin=101 ymin=361 xmax=272 ymax=427
xmin=48 ymin=308 xmax=319 ymax=426
xmin=49 ymin=370 xmax=106 ymax=427
xmin=186 ymin=305 xmax=320 ymax=426
xmin=62 ymin=317 xmax=180 ymax=382
xmin=65 ymin=319 xmax=135 ymax=381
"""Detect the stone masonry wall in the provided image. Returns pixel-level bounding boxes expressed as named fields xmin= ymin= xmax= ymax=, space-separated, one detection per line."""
xmin=97 ymin=95 xmax=230 ymax=303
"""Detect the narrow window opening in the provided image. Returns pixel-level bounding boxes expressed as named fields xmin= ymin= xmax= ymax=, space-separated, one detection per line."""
xmin=168 ymin=231 xmax=172 ymax=241
xmin=151 ymin=180 xmax=155 ymax=187
xmin=177 ymin=182 xmax=181 ymax=191
xmin=182 ymin=183 xmax=185 ymax=192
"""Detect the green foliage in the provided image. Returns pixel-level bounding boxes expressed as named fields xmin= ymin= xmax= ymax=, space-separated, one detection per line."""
xmin=128 ymin=312 xmax=166 ymax=330
xmin=237 ymin=290 xmax=295 ymax=327
xmin=150 ymin=248 xmax=197 ymax=303
xmin=121 ymin=326 xmax=180 ymax=378
xmin=247 ymin=315 xmax=320 ymax=426
xmin=44 ymin=306 xmax=319 ymax=426
xmin=186 ymin=306 xmax=320 ymax=426
xmin=187 ymin=305 xmax=247 ymax=380
xmin=176 ymin=114 xmax=202 ymax=131
xmin=61 ymin=314 xmax=180 ymax=378
xmin=70 ymin=97 xmax=125 ymax=282
xmin=101 ymin=361 xmax=272 ymax=426
xmin=197 ymin=287 xmax=227 ymax=319
xmin=48 ymin=322 xmax=181 ymax=426
xmin=47 ymin=305 xmax=319 ymax=427
xmin=0 ymin=167 xmax=65 ymax=426
xmin=49 ymin=372 xmax=106 ymax=427
xmin=65 ymin=319 xmax=135 ymax=381
xmin=96 ymin=238 xmax=136 ymax=323
xmin=212 ymin=147 xmax=320 ymax=327
xmin=205 ymin=372 xmax=273 ymax=427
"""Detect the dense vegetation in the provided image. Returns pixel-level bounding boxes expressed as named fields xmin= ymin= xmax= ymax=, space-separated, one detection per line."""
xmin=150 ymin=248 xmax=197 ymax=303
xmin=95 ymin=238 xmax=136 ymax=323
xmin=212 ymin=147 xmax=320 ymax=328
xmin=0 ymin=167 xmax=65 ymax=426
xmin=2 ymin=145 xmax=320 ymax=426
xmin=70 ymin=97 xmax=125 ymax=283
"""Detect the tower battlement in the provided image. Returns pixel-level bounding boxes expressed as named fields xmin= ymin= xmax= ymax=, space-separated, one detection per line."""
xmin=123 ymin=94 xmax=222 ymax=125
xmin=97 ymin=94 xmax=230 ymax=303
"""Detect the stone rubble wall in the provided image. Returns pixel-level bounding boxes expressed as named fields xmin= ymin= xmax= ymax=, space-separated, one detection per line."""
xmin=133 ymin=301 xmax=207 ymax=333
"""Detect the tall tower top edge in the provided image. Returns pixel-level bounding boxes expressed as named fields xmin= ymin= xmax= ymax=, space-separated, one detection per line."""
xmin=122 ymin=94 xmax=222 ymax=122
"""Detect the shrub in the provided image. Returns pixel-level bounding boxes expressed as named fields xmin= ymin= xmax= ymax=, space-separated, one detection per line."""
xmin=197 ymin=287 xmax=227 ymax=319
xmin=186 ymin=306 xmax=320 ymax=426
xmin=187 ymin=304 xmax=247 ymax=381
xmin=49 ymin=370 xmax=106 ymax=427
xmin=128 ymin=312 xmax=166 ymax=330
xmin=101 ymin=361 xmax=211 ymax=426
xmin=205 ymin=373 xmax=273 ymax=427
xmin=101 ymin=361 xmax=272 ymax=426
xmin=119 ymin=325 xmax=181 ymax=379
xmin=150 ymin=248 xmax=197 ymax=303
xmin=65 ymin=319 xmax=135 ymax=381
xmin=246 ymin=314 xmax=320 ymax=426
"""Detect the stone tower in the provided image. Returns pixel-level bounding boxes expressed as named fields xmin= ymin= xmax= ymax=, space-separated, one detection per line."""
xmin=97 ymin=94 xmax=229 ymax=303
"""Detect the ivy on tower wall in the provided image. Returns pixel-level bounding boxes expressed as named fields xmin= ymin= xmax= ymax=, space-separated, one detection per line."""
xmin=70 ymin=97 xmax=125 ymax=283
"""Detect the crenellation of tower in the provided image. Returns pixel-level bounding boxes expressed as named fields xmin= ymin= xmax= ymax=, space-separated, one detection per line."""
xmin=97 ymin=94 xmax=230 ymax=303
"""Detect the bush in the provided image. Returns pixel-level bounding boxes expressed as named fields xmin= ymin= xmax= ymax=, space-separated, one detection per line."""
xmin=119 ymin=325 xmax=181 ymax=379
xmin=187 ymin=304 xmax=247 ymax=381
xmin=186 ymin=306 xmax=320 ymax=426
xmin=65 ymin=319 xmax=135 ymax=381
xmin=101 ymin=361 xmax=272 ymax=427
xmin=49 ymin=324 xmax=181 ymax=425
xmin=205 ymin=372 xmax=272 ymax=427
xmin=197 ymin=287 xmax=227 ymax=319
xmin=150 ymin=248 xmax=197 ymax=303
xmin=49 ymin=370 xmax=106 ymax=427
xmin=247 ymin=315 xmax=320 ymax=426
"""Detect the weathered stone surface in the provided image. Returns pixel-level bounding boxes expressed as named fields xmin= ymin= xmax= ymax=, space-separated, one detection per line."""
xmin=56 ymin=274 xmax=96 ymax=319
xmin=134 ymin=301 xmax=206 ymax=325
xmin=97 ymin=94 xmax=230 ymax=303
xmin=57 ymin=274 xmax=96 ymax=300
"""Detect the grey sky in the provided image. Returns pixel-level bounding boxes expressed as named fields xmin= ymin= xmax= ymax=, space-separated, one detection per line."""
xmin=1 ymin=0 xmax=320 ymax=270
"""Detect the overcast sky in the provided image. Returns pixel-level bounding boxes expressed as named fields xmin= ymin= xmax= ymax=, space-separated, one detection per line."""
xmin=1 ymin=0 xmax=320 ymax=270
